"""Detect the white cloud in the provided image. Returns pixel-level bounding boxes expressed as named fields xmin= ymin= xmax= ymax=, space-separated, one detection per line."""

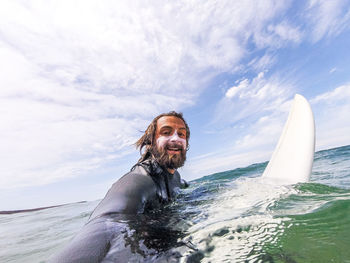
xmin=269 ymin=21 xmax=302 ymax=43
xmin=183 ymin=63 xmax=303 ymax=179
xmin=311 ymin=85 xmax=350 ymax=104
xmin=0 ymin=42 xmax=192 ymax=188
xmin=187 ymin=82 xmax=350 ymax=180
xmin=306 ymin=0 xmax=350 ymax=42
xmin=185 ymin=71 xmax=296 ymax=180
xmin=225 ymin=79 xmax=250 ymax=98
xmin=1 ymin=0 xmax=349 ymax=210
xmin=217 ymin=71 xmax=294 ymax=125
xmin=0 ymin=0 xmax=301 ymax=190
xmin=248 ymin=54 xmax=276 ymax=72
xmin=185 ymin=97 xmax=293 ymax=180
xmin=185 ymin=150 xmax=270 ymax=179
xmin=311 ymin=84 xmax=350 ymax=150
xmin=329 ymin=67 xmax=337 ymax=74
xmin=253 ymin=20 xmax=303 ymax=49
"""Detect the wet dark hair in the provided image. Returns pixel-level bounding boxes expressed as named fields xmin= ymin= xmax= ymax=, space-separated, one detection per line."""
xmin=135 ymin=111 xmax=190 ymax=163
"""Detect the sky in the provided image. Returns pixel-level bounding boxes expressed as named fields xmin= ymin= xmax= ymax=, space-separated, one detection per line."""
xmin=1 ymin=0 xmax=350 ymax=210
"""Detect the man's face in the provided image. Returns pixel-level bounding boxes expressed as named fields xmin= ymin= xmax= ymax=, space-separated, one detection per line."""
xmin=152 ymin=116 xmax=187 ymax=170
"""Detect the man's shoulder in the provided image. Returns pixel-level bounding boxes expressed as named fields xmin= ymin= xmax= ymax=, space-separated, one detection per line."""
xmin=111 ymin=164 xmax=155 ymax=191
xmin=90 ymin=163 xmax=158 ymax=218
xmin=120 ymin=164 xmax=149 ymax=180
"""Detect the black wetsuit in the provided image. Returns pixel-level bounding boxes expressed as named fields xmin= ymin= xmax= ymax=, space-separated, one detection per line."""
xmin=50 ymin=158 xmax=187 ymax=263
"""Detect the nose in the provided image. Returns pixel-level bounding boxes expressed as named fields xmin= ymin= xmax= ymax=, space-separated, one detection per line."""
xmin=169 ymin=131 xmax=180 ymax=141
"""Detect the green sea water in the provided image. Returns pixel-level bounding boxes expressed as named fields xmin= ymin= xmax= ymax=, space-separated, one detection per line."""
xmin=1 ymin=145 xmax=350 ymax=262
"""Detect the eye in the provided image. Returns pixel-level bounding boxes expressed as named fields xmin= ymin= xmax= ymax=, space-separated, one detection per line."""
xmin=162 ymin=130 xmax=171 ymax=136
xmin=178 ymin=132 xmax=186 ymax=138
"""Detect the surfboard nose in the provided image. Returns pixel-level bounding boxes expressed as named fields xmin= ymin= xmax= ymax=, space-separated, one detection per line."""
xmin=262 ymin=94 xmax=315 ymax=184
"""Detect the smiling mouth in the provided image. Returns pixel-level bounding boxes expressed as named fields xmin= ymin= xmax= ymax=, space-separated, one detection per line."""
xmin=166 ymin=147 xmax=182 ymax=154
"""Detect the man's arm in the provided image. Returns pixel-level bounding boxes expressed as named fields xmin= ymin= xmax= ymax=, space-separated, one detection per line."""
xmin=49 ymin=217 xmax=112 ymax=263
xmin=49 ymin=166 xmax=157 ymax=263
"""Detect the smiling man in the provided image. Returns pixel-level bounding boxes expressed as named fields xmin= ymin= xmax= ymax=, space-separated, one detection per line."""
xmin=50 ymin=111 xmax=190 ymax=263
xmin=149 ymin=114 xmax=188 ymax=173
xmin=90 ymin=111 xmax=190 ymax=217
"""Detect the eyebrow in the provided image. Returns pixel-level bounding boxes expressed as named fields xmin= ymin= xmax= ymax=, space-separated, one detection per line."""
xmin=159 ymin=126 xmax=186 ymax=131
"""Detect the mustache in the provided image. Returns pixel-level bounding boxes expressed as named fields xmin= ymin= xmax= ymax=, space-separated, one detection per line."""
xmin=165 ymin=142 xmax=185 ymax=150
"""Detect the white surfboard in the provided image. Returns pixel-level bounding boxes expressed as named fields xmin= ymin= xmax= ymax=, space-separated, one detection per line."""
xmin=262 ymin=94 xmax=315 ymax=184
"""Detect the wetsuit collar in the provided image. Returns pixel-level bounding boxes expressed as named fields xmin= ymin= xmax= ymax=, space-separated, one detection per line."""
xmin=137 ymin=157 xmax=174 ymax=178
xmin=136 ymin=157 xmax=173 ymax=200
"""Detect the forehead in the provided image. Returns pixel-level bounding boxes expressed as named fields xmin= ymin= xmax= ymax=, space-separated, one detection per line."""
xmin=156 ymin=116 xmax=186 ymax=130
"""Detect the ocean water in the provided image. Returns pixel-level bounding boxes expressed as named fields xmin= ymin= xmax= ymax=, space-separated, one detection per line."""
xmin=1 ymin=145 xmax=350 ymax=263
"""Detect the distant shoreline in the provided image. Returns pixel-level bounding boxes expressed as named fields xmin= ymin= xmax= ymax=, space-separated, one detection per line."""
xmin=0 ymin=201 xmax=87 ymax=215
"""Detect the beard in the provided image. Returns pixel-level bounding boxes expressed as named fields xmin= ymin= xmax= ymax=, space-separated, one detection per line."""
xmin=151 ymin=142 xmax=187 ymax=170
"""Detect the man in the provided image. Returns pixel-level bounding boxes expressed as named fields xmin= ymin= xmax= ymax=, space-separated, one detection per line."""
xmin=50 ymin=111 xmax=190 ymax=262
